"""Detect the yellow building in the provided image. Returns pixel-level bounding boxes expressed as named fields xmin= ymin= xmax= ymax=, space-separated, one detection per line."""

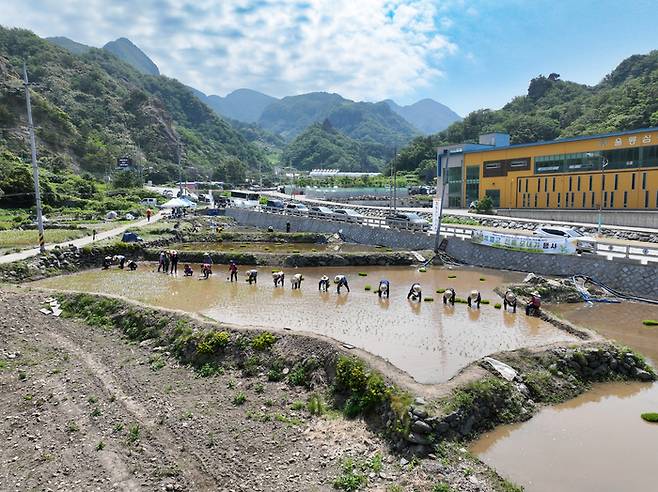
xmin=462 ymin=127 xmax=658 ymax=210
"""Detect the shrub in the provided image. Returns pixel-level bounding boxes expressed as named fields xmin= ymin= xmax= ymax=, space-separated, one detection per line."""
xmin=642 ymin=320 xmax=658 ymax=326
xmin=252 ymin=332 xmax=277 ymax=351
xmin=288 ymin=365 xmax=307 ymax=386
xmin=335 ymin=356 xmax=390 ymax=417
xmin=641 ymin=412 xmax=658 ymax=422
xmin=196 ymin=331 xmax=231 ymax=354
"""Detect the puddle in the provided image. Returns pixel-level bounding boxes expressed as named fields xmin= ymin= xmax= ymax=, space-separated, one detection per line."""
xmin=471 ymin=301 xmax=658 ymax=491
xmin=471 ymin=382 xmax=658 ymax=492
xmin=172 ymin=242 xmax=384 ymax=253
xmin=34 ymin=265 xmax=574 ymax=384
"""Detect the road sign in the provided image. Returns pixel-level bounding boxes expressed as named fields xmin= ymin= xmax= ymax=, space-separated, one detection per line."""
xmin=117 ymin=156 xmax=133 ymax=168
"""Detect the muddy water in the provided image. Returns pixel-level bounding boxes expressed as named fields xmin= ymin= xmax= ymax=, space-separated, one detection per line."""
xmin=173 ymin=242 xmax=383 ymax=253
xmin=471 ymin=302 xmax=658 ymax=492
xmin=35 ymin=265 xmax=574 ymax=384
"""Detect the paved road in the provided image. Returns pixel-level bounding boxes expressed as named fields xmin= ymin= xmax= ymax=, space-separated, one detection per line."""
xmin=0 ymin=212 xmax=162 ymax=265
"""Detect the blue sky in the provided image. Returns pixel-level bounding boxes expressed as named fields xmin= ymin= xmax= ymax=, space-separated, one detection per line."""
xmin=2 ymin=0 xmax=657 ymax=116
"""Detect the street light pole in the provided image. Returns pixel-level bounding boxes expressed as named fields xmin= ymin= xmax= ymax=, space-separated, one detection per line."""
xmin=23 ymin=63 xmax=46 ymax=253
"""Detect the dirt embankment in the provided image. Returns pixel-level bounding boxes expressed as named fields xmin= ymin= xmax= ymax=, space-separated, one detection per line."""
xmin=1 ymin=287 xmax=518 ymax=492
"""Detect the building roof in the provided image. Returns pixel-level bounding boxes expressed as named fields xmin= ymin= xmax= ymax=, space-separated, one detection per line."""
xmin=462 ymin=126 xmax=658 ymax=154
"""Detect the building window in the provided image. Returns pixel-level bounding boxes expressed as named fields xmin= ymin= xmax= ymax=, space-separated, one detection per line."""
xmin=537 ymin=177 xmax=541 ymax=192
xmin=631 ymin=173 xmax=636 ymax=190
xmin=656 ymin=191 xmax=658 ymax=208
xmin=645 ymin=191 xmax=650 ymax=208
xmin=518 ymin=179 xmax=522 ymax=193
xmin=557 ymin=193 xmax=561 ymax=208
xmin=552 ymin=177 xmax=556 ymax=192
xmin=642 ymin=172 xmax=647 ymax=190
xmin=603 ymin=191 xmax=608 ymax=208
xmin=602 ymin=174 xmax=606 ymax=191
xmin=544 ymin=178 xmax=547 ymax=192
xmin=546 ymin=193 xmax=550 ymax=207
xmin=577 ymin=176 xmax=581 ymax=191
xmin=568 ymin=176 xmax=572 ymax=191
xmin=591 ymin=192 xmax=595 ymax=208
xmin=582 ymin=192 xmax=586 ymax=207
xmin=610 ymin=192 xmax=615 ymax=208
xmin=623 ymin=191 xmax=628 ymax=208
xmin=525 ymin=179 xmax=528 ymax=193
xmin=614 ymin=174 xmax=618 ymax=190
xmin=589 ymin=175 xmax=593 ymax=191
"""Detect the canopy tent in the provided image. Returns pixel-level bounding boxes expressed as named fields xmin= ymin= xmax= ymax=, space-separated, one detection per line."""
xmin=160 ymin=197 xmax=196 ymax=209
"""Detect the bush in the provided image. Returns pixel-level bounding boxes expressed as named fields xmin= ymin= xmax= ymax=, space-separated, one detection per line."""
xmin=642 ymin=320 xmax=658 ymax=326
xmin=196 ymin=331 xmax=230 ymax=354
xmin=335 ymin=356 xmax=390 ymax=417
xmin=475 ymin=195 xmax=493 ymax=213
xmin=641 ymin=412 xmax=658 ymax=422
xmin=252 ymin=332 xmax=277 ymax=351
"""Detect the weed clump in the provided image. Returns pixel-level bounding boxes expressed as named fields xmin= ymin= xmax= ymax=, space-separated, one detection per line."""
xmin=335 ymin=356 xmax=390 ymax=417
xmin=307 ymin=393 xmax=326 ymax=415
xmin=252 ymin=332 xmax=277 ymax=351
xmin=232 ymin=392 xmax=247 ymax=405
xmin=196 ymin=362 xmax=223 ymax=378
xmin=196 ymin=331 xmax=230 ymax=354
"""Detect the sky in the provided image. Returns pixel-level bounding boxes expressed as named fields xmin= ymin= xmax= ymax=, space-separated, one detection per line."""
xmin=1 ymin=0 xmax=658 ymax=116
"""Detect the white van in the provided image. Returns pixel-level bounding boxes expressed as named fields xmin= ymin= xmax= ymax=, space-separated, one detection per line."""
xmin=140 ymin=198 xmax=158 ymax=206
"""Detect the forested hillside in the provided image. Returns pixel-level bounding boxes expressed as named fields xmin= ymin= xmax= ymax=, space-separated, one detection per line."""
xmin=0 ymin=27 xmax=265 ymax=184
xmin=281 ymin=120 xmax=379 ymax=172
xmin=394 ymin=51 xmax=658 ymax=174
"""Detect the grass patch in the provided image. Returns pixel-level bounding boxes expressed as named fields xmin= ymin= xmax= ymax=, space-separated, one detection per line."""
xmin=333 ymin=458 xmax=367 ymax=491
xmin=232 ymin=392 xmax=247 ymax=405
xmin=127 ymin=424 xmax=140 ymax=444
xmin=196 ymin=330 xmax=231 ymax=354
xmin=307 ymin=393 xmax=326 ymax=416
xmin=642 ymin=320 xmax=658 ymax=326
xmin=196 ymin=362 xmax=224 ymax=378
xmin=641 ymin=412 xmax=658 ymax=422
xmin=95 ymin=441 xmax=105 ymax=451
xmin=0 ymin=228 xmax=88 ymax=250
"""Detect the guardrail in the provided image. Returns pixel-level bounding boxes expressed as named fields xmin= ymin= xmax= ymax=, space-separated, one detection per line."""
xmin=251 ymin=205 xmax=658 ymax=264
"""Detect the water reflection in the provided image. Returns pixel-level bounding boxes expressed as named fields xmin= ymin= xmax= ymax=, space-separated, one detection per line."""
xmin=36 ymin=265 xmax=575 ymax=384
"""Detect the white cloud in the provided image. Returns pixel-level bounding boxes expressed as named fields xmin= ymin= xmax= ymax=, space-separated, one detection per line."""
xmin=0 ymin=0 xmax=458 ymax=101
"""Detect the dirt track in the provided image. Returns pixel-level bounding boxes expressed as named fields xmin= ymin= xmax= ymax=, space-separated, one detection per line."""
xmin=0 ymin=287 xmax=503 ymax=491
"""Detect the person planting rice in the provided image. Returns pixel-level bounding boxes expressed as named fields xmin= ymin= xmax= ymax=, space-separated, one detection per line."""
xmin=246 ymin=269 xmax=258 ymax=284
xmin=127 ymin=260 xmax=138 ymax=271
xmin=503 ymin=290 xmax=517 ymax=312
xmin=169 ymin=250 xmax=179 ymax=275
xmin=318 ymin=275 xmax=330 ymax=292
xmin=407 ymin=283 xmax=422 ymax=302
xmin=228 ymin=260 xmax=238 ymax=282
xmin=291 ymin=273 xmax=303 ymax=289
xmin=525 ymin=291 xmax=542 ymax=316
xmin=272 ymin=271 xmax=285 ymax=287
xmin=102 ymin=256 xmax=112 ymax=270
xmin=377 ymin=279 xmax=390 ymax=298
xmin=335 ymin=275 xmax=350 ymax=294
xmin=468 ymin=289 xmax=482 ymax=308
xmin=201 ymin=263 xmax=212 ymax=279
xmin=112 ymin=254 xmax=126 ymax=269
xmin=183 ymin=264 xmax=193 ymax=277
xmin=443 ymin=288 xmax=456 ymax=305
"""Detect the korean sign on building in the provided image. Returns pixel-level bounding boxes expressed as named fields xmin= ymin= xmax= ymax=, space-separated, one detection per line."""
xmin=471 ymin=231 xmax=576 ymax=255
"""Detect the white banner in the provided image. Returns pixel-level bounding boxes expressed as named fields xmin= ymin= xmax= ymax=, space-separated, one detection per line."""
xmin=471 ymin=230 xmax=577 ymax=255
xmin=431 ymin=197 xmax=441 ymax=233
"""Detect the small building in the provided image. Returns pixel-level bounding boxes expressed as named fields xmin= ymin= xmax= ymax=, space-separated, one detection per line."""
xmin=308 ymin=169 xmax=381 ymax=179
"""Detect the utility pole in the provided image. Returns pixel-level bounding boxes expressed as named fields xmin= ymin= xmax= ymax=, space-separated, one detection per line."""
xmin=393 ymin=147 xmax=397 ymax=213
xmin=23 ymin=63 xmax=46 ymax=253
xmin=177 ymin=139 xmax=183 ymax=197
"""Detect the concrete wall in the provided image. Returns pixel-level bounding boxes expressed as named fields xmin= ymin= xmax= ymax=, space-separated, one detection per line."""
xmin=226 ymin=209 xmax=658 ymax=299
xmin=445 ymin=237 xmax=658 ymax=300
xmin=495 ymin=209 xmax=658 ymax=229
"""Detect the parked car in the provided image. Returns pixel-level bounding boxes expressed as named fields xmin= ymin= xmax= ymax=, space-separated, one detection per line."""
xmin=309 ymin=206 xmax=335 ymax=218
xmin=140 ymin=197 xmax=158 ymax=206
xmin=162 ymin=189 xmax=174 ymax=198
xmin=385 ymin=212 xmax=430 ymax=231
xmin=332 ymin=208 xmax=363 ymax=223
xmin=285 ymin=202 xmax=310 ymax=214
xmin=265 ymin=199 xmax=285 ymax=210
xmin=533 ymin=226 xmax=595 ymax=253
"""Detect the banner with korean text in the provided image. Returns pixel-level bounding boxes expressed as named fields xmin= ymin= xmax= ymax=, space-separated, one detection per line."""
xmin=471 ymin=230 xmax=577 ymax=255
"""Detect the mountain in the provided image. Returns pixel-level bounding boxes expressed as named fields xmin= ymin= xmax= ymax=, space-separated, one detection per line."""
xmin=384 ymin=98 xmax=461 ymax=134
xmin=394 ymin=51 xmax=658 ymax=176
xmin=0 ymin=27 xmax=265 ymax=184
xmin=202 ymin=89 xmax=278 ymax=123
xmin=103 ymin=37 xmax=160 ymax=76
xmin=258 ymin=92 xmax=419 ymax=149
xmin=46 ymin=36 xmax=91 ymax=55
xmin=281 ymin=120 xmax=377 ymax=172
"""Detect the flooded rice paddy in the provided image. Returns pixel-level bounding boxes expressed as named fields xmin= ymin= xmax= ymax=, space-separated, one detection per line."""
xmin=471 ymin=301 xmax=658 ymax=492
xmin=173 ymin=242 xmax=383 ymax=253
xmin=35 ymin=265 xmax=575 ymax=384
